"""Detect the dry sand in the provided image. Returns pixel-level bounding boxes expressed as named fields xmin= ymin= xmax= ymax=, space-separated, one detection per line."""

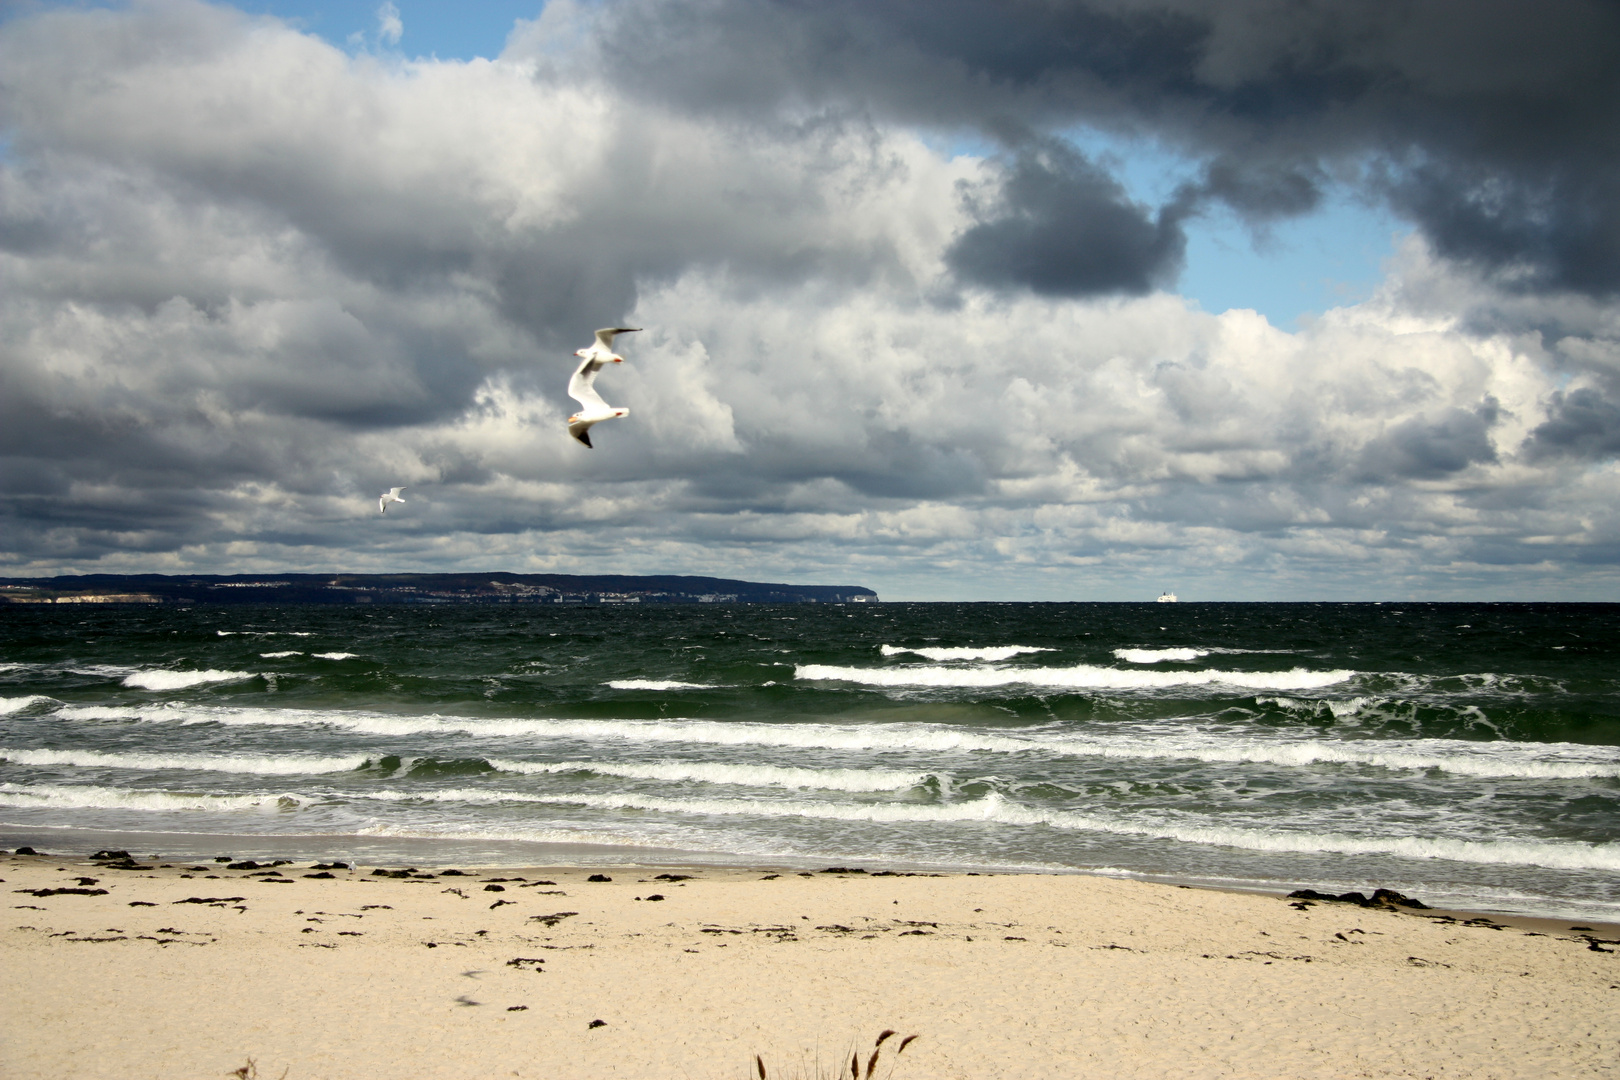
xmin=2 ymin=850 xmax=1617 ymax=1079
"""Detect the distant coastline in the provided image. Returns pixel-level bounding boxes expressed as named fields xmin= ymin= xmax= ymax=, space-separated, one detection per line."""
xmin=0 ymin=572 xmax=878 ymax=606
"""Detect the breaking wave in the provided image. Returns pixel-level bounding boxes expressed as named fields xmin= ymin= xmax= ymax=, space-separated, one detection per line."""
xmin=121 ymin=669 xmax=256 ymax=691
xmin=798 ymin=662 xmax=1356 ymax=691
xmin=1113 ymin=647 xmax=1209 ymax=663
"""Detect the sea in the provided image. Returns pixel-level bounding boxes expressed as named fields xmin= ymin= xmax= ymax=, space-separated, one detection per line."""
xmin=2 ymin=602 xmax=1618 ymax=922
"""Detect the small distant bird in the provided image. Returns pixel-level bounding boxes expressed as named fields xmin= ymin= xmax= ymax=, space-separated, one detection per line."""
xmin=378 ymin=486 xmax=406 ymax=514
xmin=567 ymin=327 xmax=640 ymax=448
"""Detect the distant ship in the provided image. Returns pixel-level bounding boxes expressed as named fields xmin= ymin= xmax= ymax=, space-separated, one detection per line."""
xmin=1156 ymin=591 xmax=1178 ymax=603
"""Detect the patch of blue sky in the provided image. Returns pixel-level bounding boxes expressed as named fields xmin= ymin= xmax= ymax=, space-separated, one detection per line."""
xmin=231 ymin=0 xmax=544 ymax=60
xmin=1065 ymin=128 xmax=1407 ymax=328
xmin=933 ymin=125 xmax=1408 ymax=329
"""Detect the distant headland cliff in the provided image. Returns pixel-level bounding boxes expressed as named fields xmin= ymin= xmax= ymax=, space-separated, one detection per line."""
xmin=0 ymin=573 xmax=878 ymax=606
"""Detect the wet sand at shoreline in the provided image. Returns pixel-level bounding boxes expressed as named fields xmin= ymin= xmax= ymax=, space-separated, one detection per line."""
xmin=2 ymin=850 xmax=1616 ymax=1079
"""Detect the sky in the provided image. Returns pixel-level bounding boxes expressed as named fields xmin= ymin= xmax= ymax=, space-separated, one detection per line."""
xmin=3 ymin=1 xmax=1620 ymax=601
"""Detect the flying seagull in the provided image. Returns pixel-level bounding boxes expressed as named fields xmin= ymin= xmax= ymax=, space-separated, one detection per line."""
xmin=378 ymin=486 xmax=406 ymax=514
xmin=567 ymin=327 xmax=640 ymax=448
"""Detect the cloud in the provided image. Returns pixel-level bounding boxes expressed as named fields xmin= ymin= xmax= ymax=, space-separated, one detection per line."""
xmin=376 ymin=2 xmax=402 ymax=47
xmin=576 ymin=0 xmax=1620 ymax=295
xmin=1 ymin=0 xmax=1619 ymax=597
xmin=945 ymin=136 xmax=1189 ymax=296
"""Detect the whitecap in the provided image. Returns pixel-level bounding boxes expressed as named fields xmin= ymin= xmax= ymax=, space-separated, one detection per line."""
xmin=486 ymin=757 xmax=936 ymax=793
xmin=799 ymin=662 xmax=1355 ymax=691
xmin=121 ymin=669 xmax=256 ymax=691
xmin=0 ymin=746 xmax=369 ymax=776
xmin=0 ymin=781 xmax=304 ymax=813
xmin=260 ymin=651 xmax=303 ymax=659
xmin=1112 ymin=647 xmax=1209 ymax=663
xmin=606 ymin=679 xmax=719 ymax=691
xmin=0 ymin=695 xmax=56 ymax=716
xmin=313 ymin=652 xmax=359 ymax=660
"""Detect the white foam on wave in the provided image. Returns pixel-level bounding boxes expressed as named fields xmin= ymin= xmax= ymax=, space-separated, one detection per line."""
xmin=42 ymin=702 xmax=1614 ymax=782
xmin=55 ymin=702 xmax=1041 ymax=752
xmin=486 ymin=757 xmax=936 ymax=792
xmin=880 ymin=645 xmax=1053 ymax=662
xmin=0 ymin=781 xmax=303 ymax=814
xmin=1027 ymin=730 xmax=1620 ymax=780
xmin=121 ymin=669 xmax=256 ymax=691
xmin=69 ymin=664 xmax=141 ymax=678
xmin=314 ymin=652 xmax=359 ymax=660
xmin=1113 ymin=647 xmax=1209 ymax=664
xmin=799 ymin=662 xmax=1356 ymax=691
xmin=350 ymin=787 xmax=1620 ymax=872
xmin=0 ymin=746 xmax=369 ymax=775
xmin=260 ymin=651 xmax=303 ymax=659
xmin=606 ymin=679 xmax=720 ymax=691
xmin=0 ymin=695 xmax=56 ymax=716
xmin=0 ymin=662 xmax=31 ymax=673
xmin=217 ymin=631 xmax=313 ymax=637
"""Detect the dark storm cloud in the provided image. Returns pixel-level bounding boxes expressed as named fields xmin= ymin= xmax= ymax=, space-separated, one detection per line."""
xmin=945 ymin=137 xmax=1188 ymax=296
xmin=1527 ymin=388 xmax=1620 ymax=461
xmin=586 ymin=0 xmax=1620 ymax=294
xmin=1356 ymin=398 xmax=1501 ymax=481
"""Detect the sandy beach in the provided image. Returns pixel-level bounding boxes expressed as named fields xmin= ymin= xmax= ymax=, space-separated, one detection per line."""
xmin=1 ymin=850 xmax=1616 ymax=1079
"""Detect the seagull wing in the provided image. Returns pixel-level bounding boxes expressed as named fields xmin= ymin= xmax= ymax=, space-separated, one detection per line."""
xmin=593 ymin=327 xmax=642 ymax=350
xmin=567 ymin=356 xmax=612 ymax=412
xmin=388 ymin=487 xmax=405 ymax=498
xmin=567 ymin=418 xmax=596 ymax=448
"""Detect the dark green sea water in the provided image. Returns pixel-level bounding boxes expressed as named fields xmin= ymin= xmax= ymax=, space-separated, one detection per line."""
xmin=2 ymin=602 xmax=1618 ymax=920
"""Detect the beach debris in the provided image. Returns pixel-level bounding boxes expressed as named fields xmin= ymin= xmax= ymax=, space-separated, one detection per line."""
xmin=654 ymin=873 xmax=693 ymax=881
xmin=1287 ymin=888 xmax=1429 ymax=910
xmin=506 ymin=957 xmax=545 ymax=971
xmin=507 ymin=1005 xmax=528 ymax=1011
xmin=483 ymin=884 xmax=505 ymax=892
xmin=303 ymin=872 xmax=336 ymax=879
xmin=528 ymin=911 xmax=579 ymax=927
xmin=91 ymin=850 xmax=131 ymax=861
xmin=308 ymin=862 xmax=349 ymax=871
xmin=128 ymin=901 xmax=157 ymax=907
xmin=822 ymin=867 xmax=866 ymax=874
xmin=490 ymin=899 xmax=515 ymax=909
xmin=588 ymin=1019 xmax=607 ymax=1028
xmin=440 ymin=869 xmax=467 ymax=876
xmin=16 ymin=887 xmax=109 ymax=897
xmin=518 ymin=880 xmax=559 ymax=887
xmin=172 ymin=896 xmax=245 ymax=905
xmin=13 ymin=847 xmax=42 ymax=856
xmin=587 ymin=874 xmax=612 ymax=882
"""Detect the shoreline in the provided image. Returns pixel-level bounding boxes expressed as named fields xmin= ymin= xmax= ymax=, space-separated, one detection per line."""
xmin=5 ymin=824 xmax=1618 ymax=928
xmin=4 ymin=848 xmax=1618 ymax=1079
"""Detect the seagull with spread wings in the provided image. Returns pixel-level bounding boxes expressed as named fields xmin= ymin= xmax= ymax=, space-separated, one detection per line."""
xmin=378 ymin=486 xmax=406 ymax=514
xmin=566 ymin=327 xmax=639 ymax=448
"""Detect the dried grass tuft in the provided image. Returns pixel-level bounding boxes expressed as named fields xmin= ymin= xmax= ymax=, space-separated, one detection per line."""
xmin=746 ymin=1030 xmax=920 ymax=1080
